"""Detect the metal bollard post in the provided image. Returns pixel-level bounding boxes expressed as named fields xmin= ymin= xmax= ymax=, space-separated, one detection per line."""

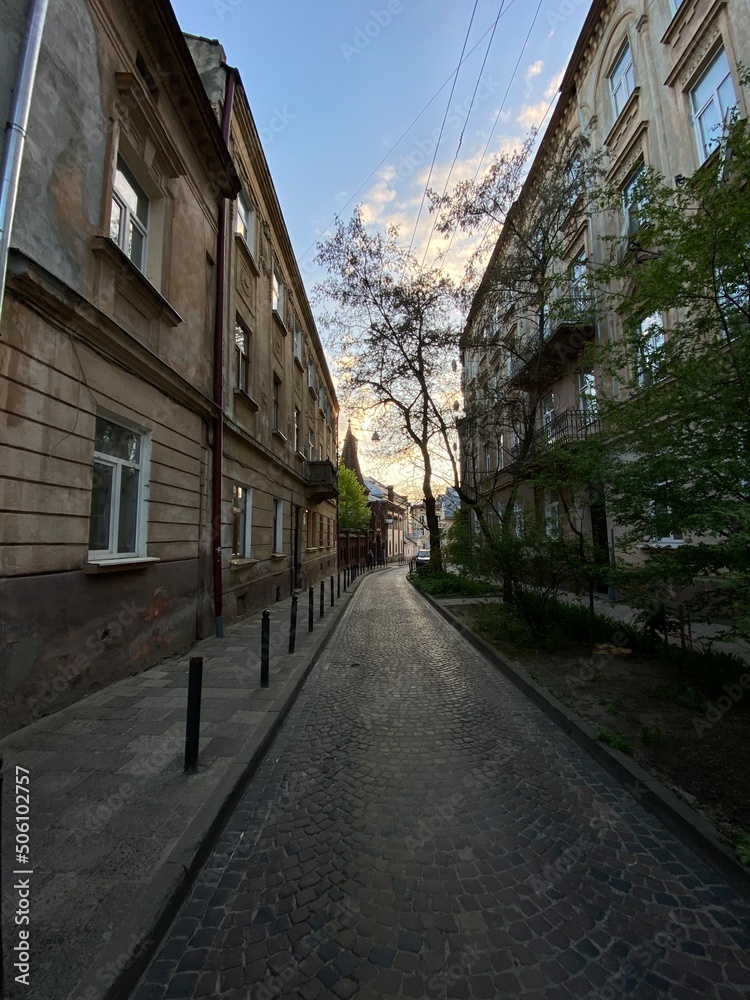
xmin=0 ymin=755 xmax=4 ymax=991
xmin=260 ymin=610 xmax=270 ymax=687
xmin=308 ymin=586 xmax=314 ymax=632
xmin=330 ymin=575 xmax=334 ymax=607
xmin=320 ymin=579 xmax=325 ymax=618
xmin=337 ymin=571 xmax=341 ymax=598
xmin=184 ymin=657 xmax=203 ymax=773
xmin=288 ymin=594 xmax=298 ymax=654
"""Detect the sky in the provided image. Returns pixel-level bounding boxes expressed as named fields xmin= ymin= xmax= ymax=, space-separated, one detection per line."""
xmin=173 ymin=0 xmax=593 ymax=492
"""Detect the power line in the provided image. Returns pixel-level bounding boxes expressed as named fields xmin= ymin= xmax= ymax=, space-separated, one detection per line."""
xmin=297 ymin=0 xmax=522 ymax=266
xmin=403 ymin=0 xmax=480 ymax=264
xmin=419 ymin=0 xmax=506 ymax=269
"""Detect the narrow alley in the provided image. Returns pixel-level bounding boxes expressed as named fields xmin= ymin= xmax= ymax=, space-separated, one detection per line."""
xmin=134 ymin=570 xmax=750 ymax=1000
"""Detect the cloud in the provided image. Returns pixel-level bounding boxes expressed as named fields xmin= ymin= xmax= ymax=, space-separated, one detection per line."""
xmin=517 ymin=99 xmax=555 ymax=130
xmin=526 ymin=60 xmax=544 ymax=83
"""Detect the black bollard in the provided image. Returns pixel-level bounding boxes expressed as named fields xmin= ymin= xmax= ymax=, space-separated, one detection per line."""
xmin=261 ymin=610 xmax=270 ymax=687
xmin=330 ymin=575 xmax=334 ymax=607
xmin=288 ymin=595 xmax=298 ymax=654
xmin=308 ymin=586 xmax=314 ymax=631
xmin=184 ymin=657 xmax=203 ymax=773
xmin=320 ymin=579 xmax=325 ymax=618
xmin=337 ymin=571 xmax=341 ymax=598
xmin=0 ymin=755 xmax=4 ymax=991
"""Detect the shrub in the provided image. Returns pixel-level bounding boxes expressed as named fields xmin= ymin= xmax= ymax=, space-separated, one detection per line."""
xmin=596 ymin=728 xmax=633 ymax=755
xmin=410 ymin=572 xmax=500 ymax=599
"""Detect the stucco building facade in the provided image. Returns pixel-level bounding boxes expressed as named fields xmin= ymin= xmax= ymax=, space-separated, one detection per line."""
xmin=460 ymin=0 xmax=749 ymax=563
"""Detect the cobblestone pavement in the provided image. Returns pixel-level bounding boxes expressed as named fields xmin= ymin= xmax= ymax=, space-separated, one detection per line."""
xmin=133 ymin=569 xmax=750 ymax=1000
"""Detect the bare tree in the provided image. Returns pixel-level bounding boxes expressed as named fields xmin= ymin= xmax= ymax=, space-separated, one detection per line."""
xmin=315 ymin=211 xmax=460 ymax=571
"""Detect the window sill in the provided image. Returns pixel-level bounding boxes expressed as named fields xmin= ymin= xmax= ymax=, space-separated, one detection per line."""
xmin=293 ymin=354 xmax=304 ymax=371
xmin=271 ymin=552 xmax=286 ymax=559
xmin=308 ymin=384 xmax=318 ymax=399
xmin=230 ymin=557 xmax=259 ymax=568
xmin=91 ymin=237 xmax=183 ymax=327
xmin=84 ymin=556 xmax=160 ymax=574
xmin=603 ymin=88 xmax=641 ymax=150
xmin=639 ymin=540 xmax=685 ymax=550
xmin=273 ymin=429 xmax=288 ymax=443
xmin=234 ymin=388 xmax=260 ymax=412
xmin=295 ymin=450 xmax=306 ymax=461
xmin=272 ymin=309 xmax=288 ymax=335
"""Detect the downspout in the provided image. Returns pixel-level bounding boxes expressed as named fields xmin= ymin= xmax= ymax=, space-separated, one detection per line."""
xmin=0 ymin=0 xmax=49 ymax=326
xmin=211 ymin=67 xmax=237 ymax=638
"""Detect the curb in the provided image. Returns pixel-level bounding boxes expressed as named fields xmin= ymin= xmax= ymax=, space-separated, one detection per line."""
xmin=70 ymin=574 xmax=366 ymax=1000
xmin=410 ymin=578 xmax=750 ymax=901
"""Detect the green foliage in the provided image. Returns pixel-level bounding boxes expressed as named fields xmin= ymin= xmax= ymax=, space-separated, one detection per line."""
xmin=466 ymin=602 xmax=534 ymax=648
xmin=337 ymin=462 xmax=371 ymax=531
xmin=661 ymin=644 xmax=748 ymax=697
xmin=595 ymin=119 xmax=750 ymax=639
xmin=410 ymin=571 xmax=500 ymax=598
xmin=596 ymin=728 xmax=633 ymax=755
xmin=641 ymin=724 xmax=662 ymax=746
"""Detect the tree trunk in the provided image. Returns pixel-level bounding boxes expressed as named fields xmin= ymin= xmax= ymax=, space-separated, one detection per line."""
xmin=424 ymin=492 xmax=443 ymax=572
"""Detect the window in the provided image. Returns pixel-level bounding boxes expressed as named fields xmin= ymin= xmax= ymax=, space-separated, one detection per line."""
xmin=110 ymin=157 xmax=149 ymax=271
xmin=308 ymin=428 xmax=315 ymax=461
xmin=272 ymin=499 xmax=284 ymax=553
xmin=294 ymin=326 xmax=303 ymax=364
xmin=294 ymin=407 xmax=302 ymax=453
xmin=649 ymin=490 xmax=684 ymax=546
xmin=637 ymin=314 xmax=666 ymax=387
xmin=484 ymin=443 xmax=492 ymax=474
xmin=272 ymin=375 xmax=281 ymax=431
xmin=307 ymin=510 xmax=317 ymax=548
xmin=609 ymin=42 xmax=635 ymax=119
xmin=318 ymin=511 xmax=324 ymax=548
xmin=308 ymin=361 xmax=316 ymax=393
xmin=542 ymin=394 xmax=555 ymax=442
xmin=570 ymin=249 xmax=588 ymax=313
xmin=622 ymin=164 xmax=646 ymax=236
xmin=231 ymin=485 xmax=253 ymax=558
xmin=691 ymin=48 xmax=737 ymax=163
xmin=545 ymin=489 xmax=560 ymax=539
xmin=235 ymin=317 xmax=251 ymax=395
xmin=272 ymin=267 xmax=285 ymax=318
xmin=235 ymin=193 xmax=256 ymax=256
xmin=88 ymin=415 xmax=148 ymax=558
xmin=327 ymin=518 xmax=332 ymax=547
xmin=513 ymin=499 xmax=525 ymax=538
xmin=578 ymin=370 xmax=597 ymax=421
xmin=497 ymin=432 xmax=505 ymax=471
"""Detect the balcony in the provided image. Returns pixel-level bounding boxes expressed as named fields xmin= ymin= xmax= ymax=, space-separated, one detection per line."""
xmin=305 ymin=460 xmax=338 ymax=502
xmin=508 ymin=295 xmax=596 ymax=390
xmin=541 ymin=408 xmax=600 ymax=446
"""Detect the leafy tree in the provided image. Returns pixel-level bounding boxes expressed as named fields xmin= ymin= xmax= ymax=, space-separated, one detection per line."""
xmin=432 ymin=128 xmax=606 ymax=602
xmin=338 ymin=462 xmax=371 ymax=531
xmin=595 ymin=116 xmax=750 ymax=637
xmin=316 ymin=210 xmax=459 ymax=571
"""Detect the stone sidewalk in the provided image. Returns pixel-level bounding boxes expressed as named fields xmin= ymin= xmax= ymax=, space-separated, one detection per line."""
xmin=0 ymin=567 xmax=378 ymax=1000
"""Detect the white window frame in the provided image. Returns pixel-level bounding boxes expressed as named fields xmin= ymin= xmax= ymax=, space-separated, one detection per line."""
xmin=513 ymin=499 xmax=525 ymax=538
xmin=570 ymin=249 xmax=589 ymax=313
xmin=622 ymin=164 xmax=646 ymax=236
xmin=110 ymin=156 xmax=149 ymax=271
xmin=235 ymin=192 xmax=256 ymax=257
xmin=578 ymin=370 xmax=598 ymax=422
xmin=294 ymin=407 xmax=302 ymax=454
xmin=544 ymin=489 xmax=560 ymax=539
xmin=484 ymin=443 xmax=492 ymax=474
xmin=647 ymin=490 xmax=684 ymax=547
xmin=637 ymin=313 xmax=666 ymax=388
xmin=308 ymin=427 xmax=315 ymax=461
xmin=88 ymin=413 xmax=150 ymax=560
xmin=609 ymin=42 xmax=635 ymax=120
xmin=690 ymin=47 xmax=738 ymax=164
xmin=235 ymin=316 xmax=251 ymax=395
xmin=273 ymin=498 xmax=284 ymax=554
xmin=231 ymin=484 xmax=253 ymax=559
xmin=497 ymin=432 xmax=505 ymax=471
xmin=294 ymin=326 xmax=303 ymax=364
xmin=272 ymin=267 xmax=285 ymax=318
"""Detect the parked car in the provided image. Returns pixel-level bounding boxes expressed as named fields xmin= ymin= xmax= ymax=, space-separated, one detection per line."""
xmin=415 ymin=550 xmax=431 ymax=572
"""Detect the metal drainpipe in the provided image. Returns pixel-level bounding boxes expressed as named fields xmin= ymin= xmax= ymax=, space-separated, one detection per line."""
xmin=211 ymin=68 xmax=237 ymax=638
xmin=0 ymin=0 xmax=49 ymax=327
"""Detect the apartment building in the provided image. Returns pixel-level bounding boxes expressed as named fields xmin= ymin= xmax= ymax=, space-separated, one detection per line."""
xmin=187 ymin=36 xmax=338 ymax=619
xmin=460 ymin=0 xmax=748 ymax=561
xmin=0 ymin=1 xmax=336 ymax=735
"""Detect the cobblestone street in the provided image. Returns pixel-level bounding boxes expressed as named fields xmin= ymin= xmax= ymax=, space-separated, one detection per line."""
xmin=134 ymin=568 xmax=750 ymax=1000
